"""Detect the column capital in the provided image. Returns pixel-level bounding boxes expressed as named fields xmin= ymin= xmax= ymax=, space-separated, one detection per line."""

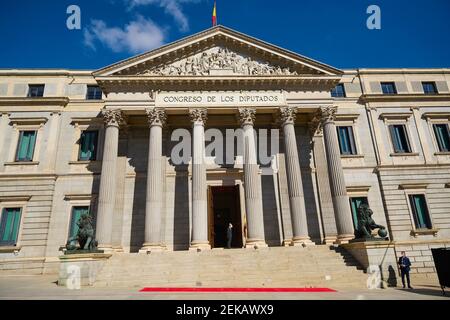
xmin=318 ymin=105 xmax=337 ymax=125
xmin=189 ymin=108 xmax=207 ymax=125
xmin=102 ymin=109 xmax=126 ymax=127
xmin=279 ymin=106 xmax=297 ymax=126
xmin=238 ymin=108 xmax=256 ymax=127
xmin=146 ymin=108 xmax=167 ymax=127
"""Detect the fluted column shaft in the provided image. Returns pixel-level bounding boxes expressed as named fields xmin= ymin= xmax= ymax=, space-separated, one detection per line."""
xmin=280 ymin=107 xmax=311 ymax=245
xmin=320 ymin=106 xmax=354 ymax=242
xmin=239 ymin=108 xmax=267 ymax=248
xmin=96 ymin=109 xmax=125 ymax=250
xmin=140 ymin=108 xmax=167 ymax=253
xmin=190 ymin=108 xmax=210 ymax=250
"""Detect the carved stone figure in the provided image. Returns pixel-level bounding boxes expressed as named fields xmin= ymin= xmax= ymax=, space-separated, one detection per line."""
xmin=354 ymin=204 xmax=388 ymax=240
xmin=65 ymin=213 xmax=99 ymax=252
xmin=135 ymin=47 xmax=299 ymax=76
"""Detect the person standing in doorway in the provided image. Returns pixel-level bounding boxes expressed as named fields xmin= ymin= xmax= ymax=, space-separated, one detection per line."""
xmin=398 ymin=251 xmax=413 ymax=289
xmin=226 ymin=223 xmax=233 ymax=249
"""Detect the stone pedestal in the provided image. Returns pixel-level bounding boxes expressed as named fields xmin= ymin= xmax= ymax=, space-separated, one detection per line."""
xmin=58 ymin=253 xmax=112 ymax=287
xmin=341 ymin=241 xmax=399 ymax=288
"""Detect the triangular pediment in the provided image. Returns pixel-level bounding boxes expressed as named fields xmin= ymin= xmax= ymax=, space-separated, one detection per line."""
xmin=94 ymin=26 xmax=342 ymax=78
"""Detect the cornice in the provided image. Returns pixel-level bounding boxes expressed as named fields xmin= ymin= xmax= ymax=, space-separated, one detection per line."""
xmin=94 ymin=25 xmax=343 ymax=77
xmin=0 ymin=97 xmax=69 ymax=107
xmin=360 ymin=93 xmax=450 ymax=103
xmin=422 ymin=112 xmax=450 ymax=120
xmin=96 ymin=75 xmax=341 ymax=93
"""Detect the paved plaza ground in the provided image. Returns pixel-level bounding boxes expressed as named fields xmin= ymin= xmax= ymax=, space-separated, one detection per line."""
xmin=0 ymin=275 xmax=448 ymax=300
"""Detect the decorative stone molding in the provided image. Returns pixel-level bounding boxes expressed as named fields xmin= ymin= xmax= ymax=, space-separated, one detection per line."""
xmin=399 ymin=183 xmax=428 ymax=190
xmin=64 ymin=194 xmax=97 ymax=201
xmin=0 ymin=196 xmax=31 ymax=202
xmin=308 ymin=116 xmax=322 ymax=136
xmin=146 ymin=108 xmax=167 ymax=127
xmin=101 ymin=109 xmax=126 ymax=127
xmin=379 ymin=112 xmax=413 ymax=121
xmin=238 ymin=108 xmax=256 ymax=127
xmin=279 ymin=107 xmax=297 ymax=126
xmin=410 ymin=228 xmax=439 ymax=237
xmin=422 ymin=112 xmax=450 ymax=121
xmin=9 ymin=117 xmax=48 ymax=128
xmin=135 ymin=47 xmax=299 ymax=77
xmin=189 ymin=108 xmax=207 ymax=125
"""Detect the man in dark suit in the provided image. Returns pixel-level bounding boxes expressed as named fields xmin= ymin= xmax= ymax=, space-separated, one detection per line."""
xmin=398 ymin=251 xmax=413 ymax=289
xmin=226 ymin=223 xmax=233 ymax=249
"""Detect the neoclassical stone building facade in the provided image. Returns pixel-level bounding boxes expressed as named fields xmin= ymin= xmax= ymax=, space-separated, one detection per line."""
xmin=0 ymin=26 xmax=449 ymax=276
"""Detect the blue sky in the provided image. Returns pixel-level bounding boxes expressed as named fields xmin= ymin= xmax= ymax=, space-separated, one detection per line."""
xmin=1 ymin=0 xmax=450 ymax=70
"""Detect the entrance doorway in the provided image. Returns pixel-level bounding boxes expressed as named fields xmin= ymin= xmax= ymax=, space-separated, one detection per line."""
xmin=208 ymin=186 xmax=243 ymax=248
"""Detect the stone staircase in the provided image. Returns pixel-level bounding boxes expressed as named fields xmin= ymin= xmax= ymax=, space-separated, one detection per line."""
xmin=94 ymin=245 xmax=369 ymax=288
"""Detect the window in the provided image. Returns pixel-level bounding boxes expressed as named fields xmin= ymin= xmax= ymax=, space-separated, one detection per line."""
xmin=331 ymin=84 xmax=346 ymax=98
xmin=389 ymin=125 xmax=411 ymax=153
xmin=27 ymin=85 xmax=45 ymax=98
xmin=422 ymin=82 xmax=438 ymax=95
xmin=337 ymin=126 xmax=357 ymax=155
xmin=78 ymin=131 xmax=98 ymax=161
xmin=381 ymin=82 xmax=397 ymax=95
xmin=69 ymin=206 xmax=90 ymax=239
xmin=86 ymin=86 xmax=102 ymax=100
xmin=0 ymin=208 xmax=22 ymax=246
xmin=408 ymin=195 xmax=432 ymax=229
xmin=349 ymin=197 xmax=368 ymax=230
xmin=433 ymin=124 xmax=450 ymax=152
xmin=15 ymin=131 xmax=37 ymax=162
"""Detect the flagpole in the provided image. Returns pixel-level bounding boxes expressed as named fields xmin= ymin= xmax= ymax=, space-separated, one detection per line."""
xmin=212 ymin=0 xmax=217 ymax=27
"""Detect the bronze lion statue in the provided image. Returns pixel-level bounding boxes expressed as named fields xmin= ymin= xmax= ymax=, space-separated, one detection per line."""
xmin=65 ymin=213 xmax=98 ymax=251
xmin=354 ymin=204 xmax=388 ymax=240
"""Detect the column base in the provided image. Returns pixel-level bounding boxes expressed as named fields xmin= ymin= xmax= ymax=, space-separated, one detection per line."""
xmin=245 ymin=240 xmax=268 ymax=249
xmin=323 ymin=236 xmax=338 ymax=245
xmin=291 ymin=237 xmax=315 ymax=247
xmin=138 ymin=244 xmax=166 ymax=254
xmin=189 ymin=242 xmax=211 ymax=252
xmin=334 ymin=234 xmax=355 ymax=244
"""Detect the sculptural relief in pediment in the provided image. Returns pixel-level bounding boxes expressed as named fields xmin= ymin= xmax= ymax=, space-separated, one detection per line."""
xmin=134 ymin=47 xmax=299 ymax=77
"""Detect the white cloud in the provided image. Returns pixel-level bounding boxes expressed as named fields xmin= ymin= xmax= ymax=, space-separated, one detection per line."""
xmin=83 ymin=16 xmax=166 ymax=54
xmin=127 ymin=0 xmax=201 ymax=32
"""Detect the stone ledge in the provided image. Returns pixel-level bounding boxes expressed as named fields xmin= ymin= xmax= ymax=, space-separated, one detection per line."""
xmin=0 ymin=246 xmax=22 ymax=254
xmin=342 ymin=241 xmax=395 ymax=250
xmin=4 ymin=161 xmax=40 ymax=166
xmin=410 ymin=228 xmax=439 ymax=237
xmin=390 ymin=152 xmax=420 ymax=157
xmin=59 ymin=253 xmax=112 ymax=261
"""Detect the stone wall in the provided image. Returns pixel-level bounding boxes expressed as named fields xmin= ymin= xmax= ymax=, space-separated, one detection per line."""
xmin=394 ymin=241 xmax=450 ymax=277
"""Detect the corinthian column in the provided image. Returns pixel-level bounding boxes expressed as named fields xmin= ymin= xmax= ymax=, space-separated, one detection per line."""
xmin=279 ymin=107 xmax=313 ymax=246
xmin=96 ymin=109 xmax=126 ymax=251
xmin=189 ymin=108 xmax=210 ymax=251
xmin=239 ymin=108 xmax=267 ymax=249
xmin=319 ymin=106 xmax=354 ymax=243
xmin=140 ymin=108 xmax=167 ymax=253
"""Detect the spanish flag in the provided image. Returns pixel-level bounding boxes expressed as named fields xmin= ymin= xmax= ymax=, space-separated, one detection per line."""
xmin=212 ymin=0 xmax=217 ymax=26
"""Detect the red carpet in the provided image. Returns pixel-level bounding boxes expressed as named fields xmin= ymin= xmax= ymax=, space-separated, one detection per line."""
xmin=140 ymin=287 xmax=336 ymax=293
